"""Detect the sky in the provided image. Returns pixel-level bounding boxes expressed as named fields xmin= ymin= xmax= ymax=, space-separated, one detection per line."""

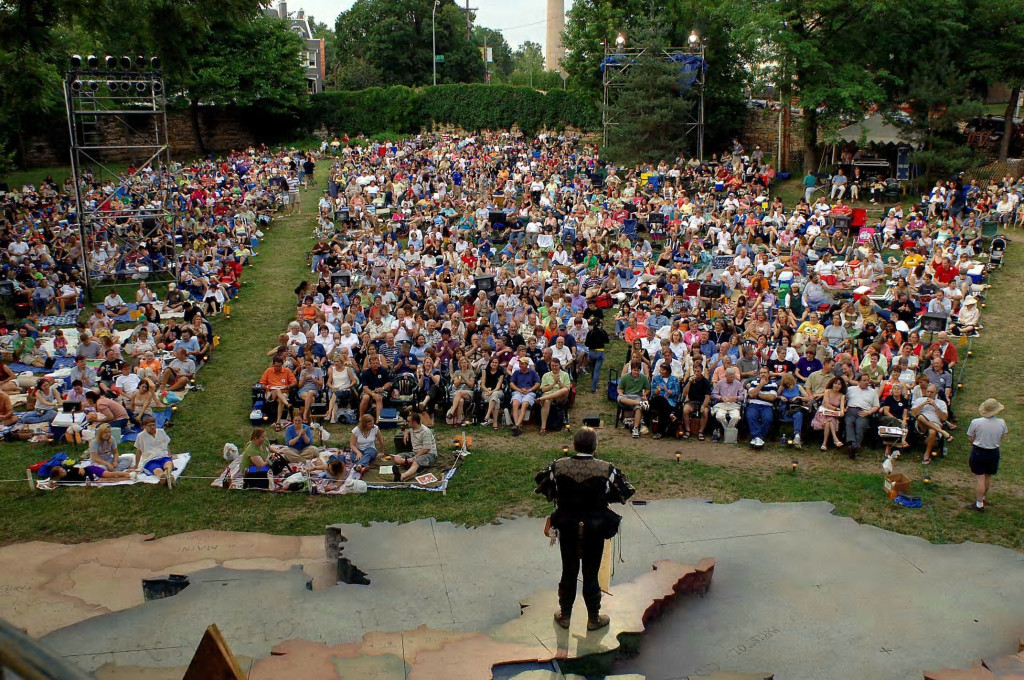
xmin=292 ymin=0 xmax=572 ymax=50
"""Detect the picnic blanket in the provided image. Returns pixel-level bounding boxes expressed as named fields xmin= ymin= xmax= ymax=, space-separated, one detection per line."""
xmin=37 ymin=311 xmax=81 ymax=328
xmin=210 ymin=447 xmax=464 ymax=493
xmin=118 ymin=408 xmax=174 ymax=442
xmin=8 ymin=357 xmax=75 ymax=374
xmin=34 ymin=452 xmax=190 ymax=488
xmin=96 ymin=301 xmax=184 ymax=323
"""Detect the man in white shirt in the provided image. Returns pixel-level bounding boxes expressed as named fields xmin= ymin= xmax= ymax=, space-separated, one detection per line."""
xmin=133 ymin=416 xmax=175 ymax=487
xmin=843 ymin=373 xmax=880 ymax=458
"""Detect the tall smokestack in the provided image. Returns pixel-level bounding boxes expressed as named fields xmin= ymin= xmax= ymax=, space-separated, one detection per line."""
xmin=545 ymin=0 xmax=565 ymax=74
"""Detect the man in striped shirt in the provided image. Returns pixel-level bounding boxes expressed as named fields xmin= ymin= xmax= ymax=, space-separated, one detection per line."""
xmin=286 ymin=170 xmax=301 ymax=215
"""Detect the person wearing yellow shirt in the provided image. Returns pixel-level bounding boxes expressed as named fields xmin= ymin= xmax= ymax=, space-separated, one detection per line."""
xmin=794 ymin=311 xmax=826 ymax=350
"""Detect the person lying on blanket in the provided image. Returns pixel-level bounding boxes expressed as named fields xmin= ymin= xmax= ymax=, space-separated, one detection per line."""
xmin=132 ymin=415 xmax=176 ymax=488
xmin=38 ymin=462 xmax=135 ymax=487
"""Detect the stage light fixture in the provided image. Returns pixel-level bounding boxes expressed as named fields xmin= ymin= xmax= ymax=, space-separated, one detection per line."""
xmin=106 ymin=55 xmax=117 ymax=68
xmin=152 ymin=81 xmax=163 ymax=94
xmin=70 ymin=79 xmax=83 ymax=92
xmin=135 ymin=55 xmax=146 ymax=69
xmin=121 ymin=55 xmax=132 ymax=69
xmin=136 ymin=80 xmax=148 ymax=92
xmin=87 ymin=55 xmax=99 ymax=68
xmin=150 ymin=56 xmax=161 ymax=69
xmin=107 ymin=80 xmax=118 ymax=92
xmin=70 ymin=54 xmax=82 ymax=69
xmin=119 ymin=80 xmax=132 ymax=92
xmin=87 ymin=80 xmax=100 ymax=92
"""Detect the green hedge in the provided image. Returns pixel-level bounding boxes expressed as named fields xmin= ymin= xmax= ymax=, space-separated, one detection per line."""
xmin=305 ymin=84 xmax=600 ymax=138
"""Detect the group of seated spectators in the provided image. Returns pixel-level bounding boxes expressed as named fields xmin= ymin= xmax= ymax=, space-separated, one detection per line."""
xmin=247 ymin=131 xmax=999 ymax=470
xmin=0 ymin=146 xmax=320 ymax=442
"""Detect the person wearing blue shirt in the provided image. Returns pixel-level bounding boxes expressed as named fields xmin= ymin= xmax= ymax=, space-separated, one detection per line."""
xmin=746 ymin=367 xmax=780 ymax=447
xmin=282 ymin=413 xmax=318 ymax=461
xmin=173 ymin=330 xmax=202 ymax=359
xmin=649 ymin=363 xmax=680 ymax=439
xmin=645 ymin=306 xmax=670 ymax=334
xmin=509 ymin=356 xmax=540 ymax=436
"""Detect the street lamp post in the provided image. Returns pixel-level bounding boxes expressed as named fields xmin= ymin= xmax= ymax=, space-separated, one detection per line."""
xmin=432 ymin=0 xmax=440 ymax=86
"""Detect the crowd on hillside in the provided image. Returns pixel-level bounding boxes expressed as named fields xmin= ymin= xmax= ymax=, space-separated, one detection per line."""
xmin=1 ymin=147 xmax=311 ymax=480
xmin=256 ymin=131 xmax=1003 ymax=483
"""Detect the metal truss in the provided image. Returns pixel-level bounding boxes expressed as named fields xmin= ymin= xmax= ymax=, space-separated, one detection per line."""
xmin=63 ymin=67 xmax=180 ymax=300
xmin=601 ymin=42 xmax=706 ymax=159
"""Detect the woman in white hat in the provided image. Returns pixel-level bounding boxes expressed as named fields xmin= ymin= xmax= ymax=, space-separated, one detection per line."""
xmin=952 ymin=296 xmax=980 ymax=337
xmin=967 ymin=399 xmax=1008 ymax=512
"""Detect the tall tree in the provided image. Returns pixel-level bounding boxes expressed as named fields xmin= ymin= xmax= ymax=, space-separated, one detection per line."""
xmin=334 ymin=0 xmax=483 ymax=87
xmin=472 ymin=26 xmax=512 ymax=79
xmin=181 ymin=16 xmax=307 ymax=151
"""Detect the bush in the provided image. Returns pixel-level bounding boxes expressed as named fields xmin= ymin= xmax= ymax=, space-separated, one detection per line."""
xmin=305 ymin=84 xmax=599 ymax=138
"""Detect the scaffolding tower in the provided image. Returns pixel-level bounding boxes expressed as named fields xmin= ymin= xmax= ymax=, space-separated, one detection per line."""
xmin=63 ymin=57 xmax=179 ymax=301
xmin=601 ymin=40 xmax=706 ymax=159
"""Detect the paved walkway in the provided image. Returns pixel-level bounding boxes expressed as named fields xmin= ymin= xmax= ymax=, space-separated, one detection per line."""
xmin=10 ymin=499 xmax=1023 ymax=679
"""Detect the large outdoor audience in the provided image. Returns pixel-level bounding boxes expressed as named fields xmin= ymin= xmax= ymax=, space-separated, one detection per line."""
xmin=0 ymin=128 xmax=1011 ymax=487
xmin=257 ymin=131 xmax=1008 ymax=478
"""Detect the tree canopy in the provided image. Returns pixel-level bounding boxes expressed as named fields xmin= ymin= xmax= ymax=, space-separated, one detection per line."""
xmin=0 ymin=0 xmax=310 ymax=165
xmin=333 ymin=0 xmax=483 ymax=88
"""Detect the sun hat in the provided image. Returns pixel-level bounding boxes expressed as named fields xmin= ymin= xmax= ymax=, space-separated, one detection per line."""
xmin=963 ymin=296 xmax=977 ymax=306
xmin=978 ymin=399 xmax=1004 ymax=417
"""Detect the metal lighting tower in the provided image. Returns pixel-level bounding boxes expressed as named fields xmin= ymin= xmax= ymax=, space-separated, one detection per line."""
xmin=601 ymin=31 xmax=707 ymax=159
xmin=64 ymin=54 xmax=180 ymax=301
xmin=432 ymin=0 xmax=440 ymax=86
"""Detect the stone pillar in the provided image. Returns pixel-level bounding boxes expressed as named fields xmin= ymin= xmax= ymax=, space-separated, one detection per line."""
xmin=545 ymin=0 xmax=565 ymax=74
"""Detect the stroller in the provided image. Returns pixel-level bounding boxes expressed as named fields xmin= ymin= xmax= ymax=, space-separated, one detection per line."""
xmin=989 ymin=236 xmax=1007 ymax=269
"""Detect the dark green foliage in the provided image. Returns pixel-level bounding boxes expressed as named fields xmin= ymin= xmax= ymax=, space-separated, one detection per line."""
xmin=305 ymin=84 xmax=600 ymax=137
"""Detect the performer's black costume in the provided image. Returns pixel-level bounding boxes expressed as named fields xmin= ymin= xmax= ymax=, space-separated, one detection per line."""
xmin=535 ymin=454 xmax=634 ymax=628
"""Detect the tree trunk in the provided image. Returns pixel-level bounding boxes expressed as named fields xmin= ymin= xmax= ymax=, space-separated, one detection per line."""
xmin=189 ymin=100 xmax=207 ymax=157
xmin=801 ymin=106 xmax=818 ymax=173
xmin=999 ymin=85 xmax=1019 ymax=161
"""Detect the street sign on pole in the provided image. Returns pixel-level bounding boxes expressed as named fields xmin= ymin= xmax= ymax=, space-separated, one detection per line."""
xmin=435 ymin=55 xmax=445 ymax=63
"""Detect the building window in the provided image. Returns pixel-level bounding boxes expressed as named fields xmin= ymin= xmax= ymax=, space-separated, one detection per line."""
xmin=307 ymin=51 xmax=317 ymax=68
xmin=307 ymin=78 xmax=318 ymax=93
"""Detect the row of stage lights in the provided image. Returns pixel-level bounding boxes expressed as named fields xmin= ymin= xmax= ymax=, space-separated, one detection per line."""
xmin=69 ymin=55 xmax=163 ymax=95
xmin=71 ymin=79 xmax=163 ymax=93
xmin=71 ymin=54 xmax=161 ymax=71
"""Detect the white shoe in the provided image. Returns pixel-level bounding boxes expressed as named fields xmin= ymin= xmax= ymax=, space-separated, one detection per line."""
xmin=166 ymin=473 xmax=174 ymax=490
xmin=793 ymin=434 xmax=802 ymax=447
xmin=130 ymin=471 xmax=138 ymax=481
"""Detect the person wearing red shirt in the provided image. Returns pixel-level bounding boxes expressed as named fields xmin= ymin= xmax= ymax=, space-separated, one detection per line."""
xmin=934 ymin=257 xmax=958 ymax=285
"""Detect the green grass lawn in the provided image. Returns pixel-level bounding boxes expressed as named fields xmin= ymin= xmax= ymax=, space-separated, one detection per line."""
xmin=0 ymin=169 xmax=1020 ymax=551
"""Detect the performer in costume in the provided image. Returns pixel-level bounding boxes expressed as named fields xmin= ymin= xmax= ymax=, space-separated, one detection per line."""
xmin=535 ymin=426 xmax=635 ymax=631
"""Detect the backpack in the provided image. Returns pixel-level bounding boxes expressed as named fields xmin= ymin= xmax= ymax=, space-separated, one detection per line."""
xmin=606 ymin=368 xmax=618 ymax=402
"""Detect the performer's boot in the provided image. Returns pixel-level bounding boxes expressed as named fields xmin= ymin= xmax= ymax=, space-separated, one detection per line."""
xmin=553 ymin=584 xmax=572 ymax=629
xmin=584 ymin=593 xmax=610 ymax=631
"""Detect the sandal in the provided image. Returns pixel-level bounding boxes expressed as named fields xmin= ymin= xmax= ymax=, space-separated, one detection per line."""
xmin=921 ymin=458 xmax=931 ymax=465
xmin=682 ymin=431 xmax=690 ymax=439
xmin=697 ymin=433 xmax=705 ymax=441
xmin=821 ymin=444 xmax=828 ymax=451
xmin=539 ymin=429 xmax=548 ymax=436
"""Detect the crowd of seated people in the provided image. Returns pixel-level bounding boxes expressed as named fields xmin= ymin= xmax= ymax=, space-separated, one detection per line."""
xmin=0 ymin=146 xmax=314 ymax=437
xmin=245 ymin=131 xmax=1002 ymax=471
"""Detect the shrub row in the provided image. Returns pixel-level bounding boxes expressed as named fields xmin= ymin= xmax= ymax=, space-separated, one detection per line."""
xmin=304 ymin=84 xmax=600 ymax=138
